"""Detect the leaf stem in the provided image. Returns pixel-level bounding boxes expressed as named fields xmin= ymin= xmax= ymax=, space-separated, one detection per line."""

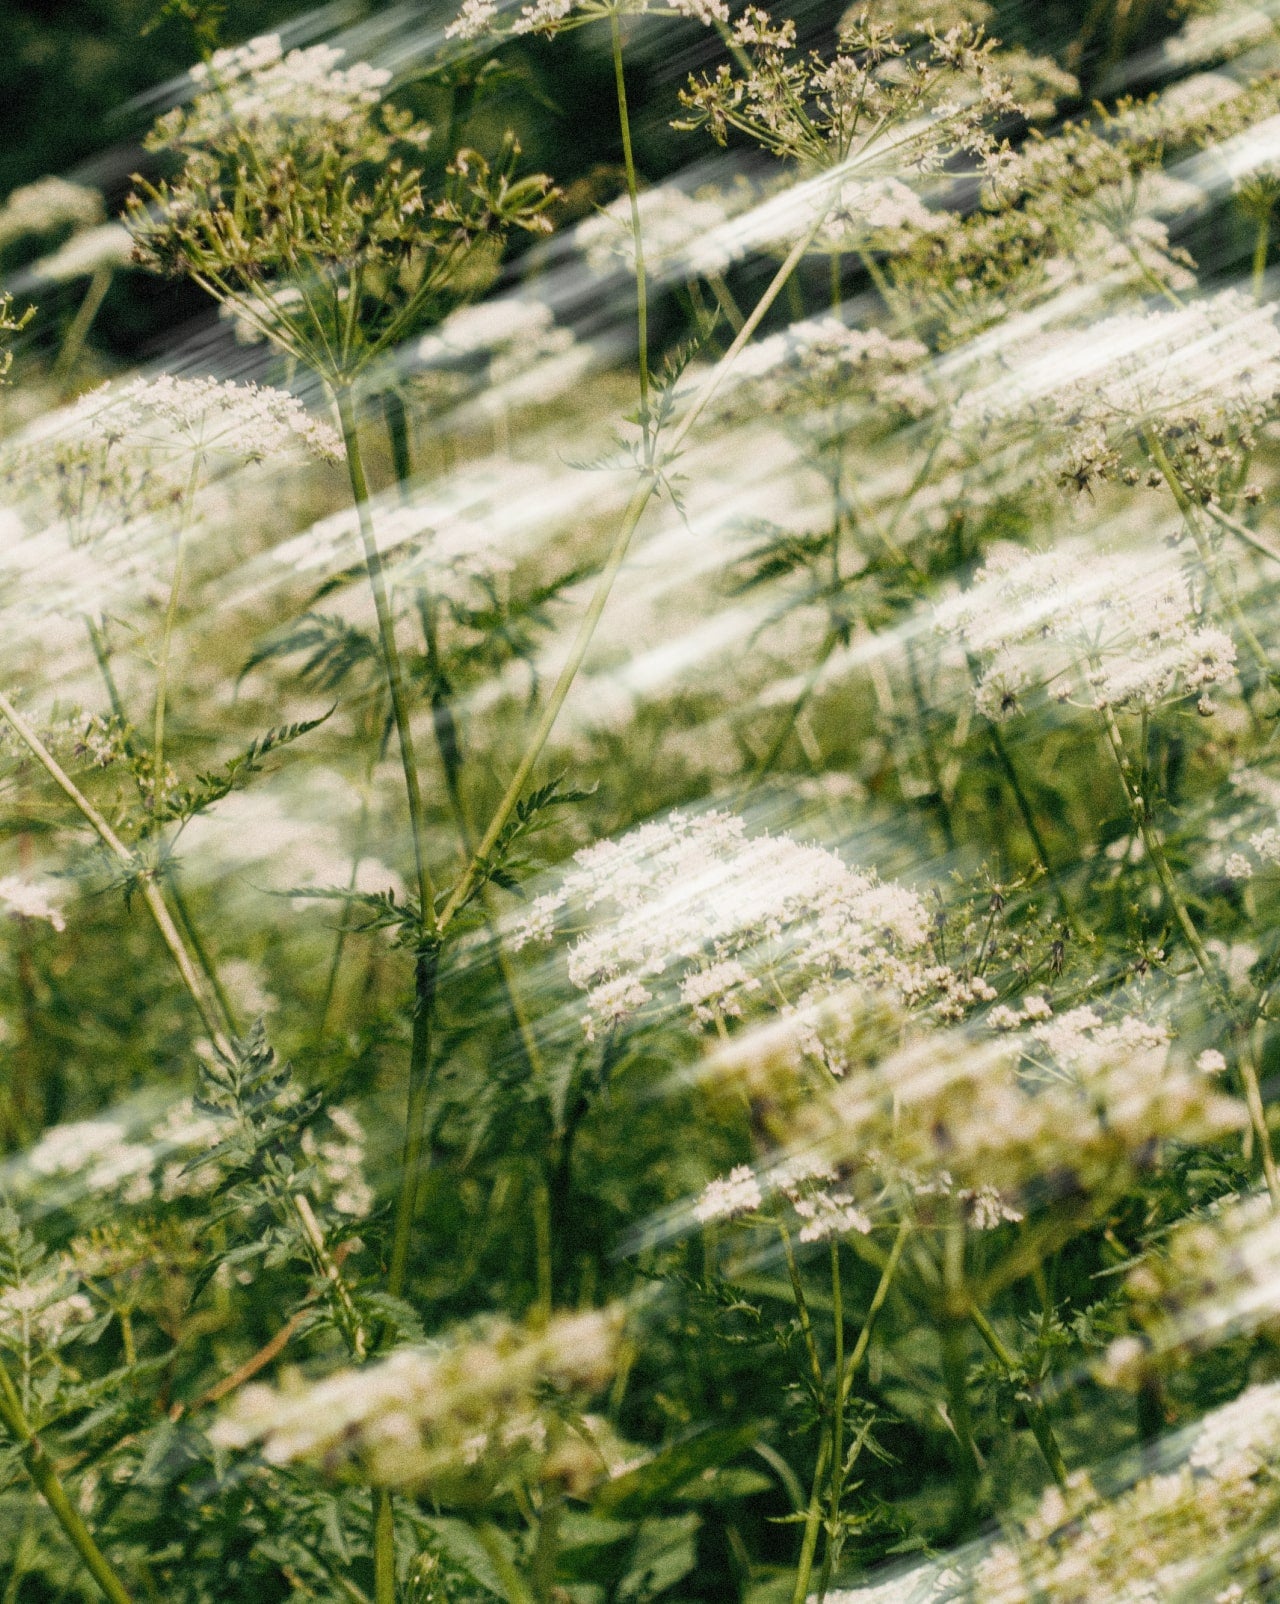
xmin=814 ymin=1219 xmax=910 ymax=1602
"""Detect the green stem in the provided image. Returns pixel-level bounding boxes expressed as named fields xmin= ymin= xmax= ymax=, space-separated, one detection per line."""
xmin=82 ymin=613 xmax=238 ymax=1037
xmin=940 ymin=1219 xmax=979 ymax=1537
xmin=473 ymin=1524 xmax=537 ymax=1604
xmin=153 ymin=457 xmax=202 ymax=794
xmin=610 ymin=13 xmax=650 ymax=446
xmin=334 ymin=388 xmax=437 ymax=938
xmin=748 ymin=627 xmax=841 ymax=787
xmin=986 ymin=717 xmax=1088 ymax=943
xmin=336 ymin=388 xmax=444 ymax=1325
xmin=387 ymin=945 xmax=440 ymax=1297
xmin=373 ymin=1489 xmax=395 ymax=1604
xmin=533 ymin=1175 xmax=553 ymax=1330
xmin=775 ymin=1210 xmax=824 ymax=1392
xmin=820 ymin=1242 xmax=844 ymax=1600
xmin=166 ymin=867 xmax=238 ymax=1037
xmin=814 ymin=1219 xmax=910 ymax=1602
xmin=789 ymin=1432 xmax=833 ymax=1604
xmin=708 ymin=271 xmax=745 ymax=334
xmin=438 ymin=209 xmax=834 ymax=935
xmin=968 ymin=1305 xmax=1068 ymax=1489
xmin=53 ymin=264 xmax=113 ymax=385
xmin=1254 ymin=211 xmax=1271 ymax=302
xmin=293 ymin=1190 xmax=368 ymax=1360
xmin=1143 ymin=424 xmax=1272 ymax=685
xmin=0 ymin=1358 xmax=134 ymax=1604
xmin=530 ymin=1481 xmax=562 ymax=1604
xmin=1204 ymin=500 xmax=1280 ymax=568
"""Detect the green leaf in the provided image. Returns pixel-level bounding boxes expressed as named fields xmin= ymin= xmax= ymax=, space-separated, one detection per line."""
xmin=594 ymin=1423 xmax=764 ymax=1518
xmin=145 ymin=711 xmax=333 ymax=831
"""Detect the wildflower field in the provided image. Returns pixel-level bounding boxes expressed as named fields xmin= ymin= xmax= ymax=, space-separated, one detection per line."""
xmin=12 ymin=0 xmax=1280 ymax=1598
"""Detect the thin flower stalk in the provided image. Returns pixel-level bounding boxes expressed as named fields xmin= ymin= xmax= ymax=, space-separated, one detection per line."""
xmin=1142 ymin=423 xmax=1272 ymax=688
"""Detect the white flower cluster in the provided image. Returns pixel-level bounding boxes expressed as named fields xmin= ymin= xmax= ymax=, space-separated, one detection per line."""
xmin=26 ymin=1119 xmax=156 ymax=1206
xmin=0 ymin=1272 xmax=93 ymax=1349
xmin=816 ymin=1001 xmax=1243 ymax=1204
xmin=27 ymin=224 xmax=133 ymax=286
xmin=212 ymin=1308 xmax=621 ymax=1490
xmin=70 ymin=375 xmax=343 ymax=466
xmin=972 ymin=1382 xmax=1280 ymax=1602
xmin=719 ymin=314 xmax=930 ymax=416
xmin=693 ymin=1163 xmax=762 ymax=1223
xmin=954 ymin=290 xmax=1280 ymax=442
xmin=0 ymin=177 xmax=102 ymax=249
xmin=180 ymin=35 xmax=391 ymax=148
xmin=416 ymin=296 xmax=574 ymax=388
xmin=301 ymin=1107 xmax=375 ymax=1219
xmin=447 ymin=0 xmax=727 ymax=42
xmin=1219 ymin=783 xmax=1280 ymax=879
xmin=805 ymin=175 xmax=951 ymax=256
xmin=577 ymin=186 xmax=738 ymax=281
xmin=515 ymin=810 xmax=936 ymax=1040
xmin=0 ymin=874 xmax=65 ymax=931
xmin=940 ymin=543 xmax=1237 ymax=720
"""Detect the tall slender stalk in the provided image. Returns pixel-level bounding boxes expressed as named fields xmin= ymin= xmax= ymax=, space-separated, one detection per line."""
xmin=333 ymin=389 xmax=437 ymax=937
xmin=0 ymin=1354 xmax=134 ymax=1604
xmin=83 ymin=614 xmax=238 ymax=1039
xmin=152 ymin=458 xmax=202 ymax=792
xmin=813 ymin=1219 xmax=910 ymax=1603
xmin=372 ymin=1489 xmax=395 ymax=1604
xmin=610 ymin=13 xmax=651 ymax=449
xmin=968 ymin=1305 xmax=1068 ymax=1490
xmin=1143 ymin=425 xmax=1272 ymax=686
xmin=438 ymin=208 xmax=834 ymax=935
xmin=1254 ymin=211 xmax=1271 ymax=302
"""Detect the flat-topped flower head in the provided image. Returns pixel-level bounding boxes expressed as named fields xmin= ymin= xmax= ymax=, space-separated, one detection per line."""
xmin=806 ymin=996 xmax=1243 ymax=1207
xmin=212 ymin=1308 xmax=622 ymax=1492
xmin=939 ymin=542 xmax=1237 ymax=720
xmin=68 ymin=375 xmax=344 ymax=466
xmin=678 ymin=9 xmax=1029 ymax=176
xmin=716 ymin=313 xmax=929 ymax=417
xmin=164 ymin=35 xmax=392 ymax=156
xmin=515 ymin=810 xmax=938 ymax=1040
xmin=0 ymin=874 xmax=65 ymax=931
xmin=953 ymin=290 xmax=1280 ymax=496
xmin=577 ymin=185 xmax=738 ymax=280
xmin=447 ymin=0 xmax=728 ymax=43
xmin=957 ymin=290 xmax=1280 ymax=434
